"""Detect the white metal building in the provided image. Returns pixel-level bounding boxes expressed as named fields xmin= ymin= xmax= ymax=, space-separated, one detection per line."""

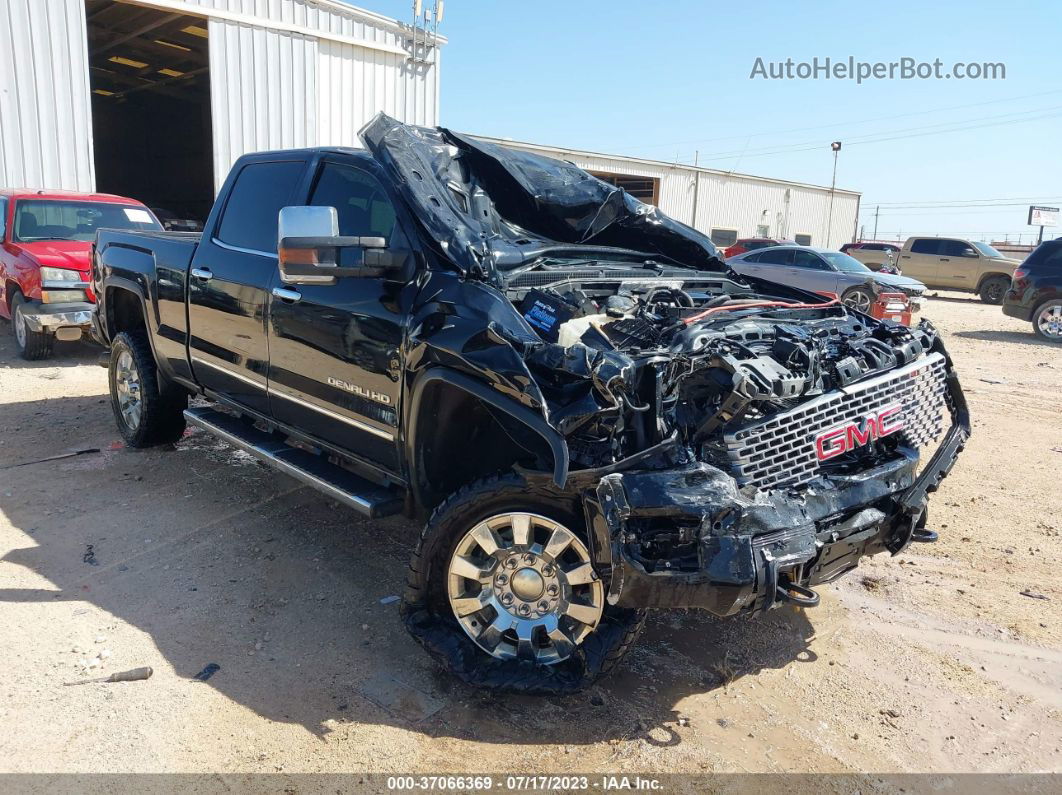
xmin=0 ymin=0 xmax=442 ymax=220
xmin=477 ymin=137 xmax=862 ymax=251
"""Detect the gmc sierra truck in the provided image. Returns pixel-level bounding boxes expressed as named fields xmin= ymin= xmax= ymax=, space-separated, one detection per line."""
xmin=91 ymin=115 xmax=970 ymax=693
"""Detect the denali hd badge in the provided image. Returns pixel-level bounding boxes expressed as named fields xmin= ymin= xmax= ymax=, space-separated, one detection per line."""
xmin=814 ymin=405 xmax=904 ymax=461
xmin=327 ymin=376 xmax=392 ymax=405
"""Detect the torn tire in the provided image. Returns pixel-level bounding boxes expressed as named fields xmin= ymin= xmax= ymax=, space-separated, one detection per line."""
xmin=401 ymin=473 xmax=645 ymax=694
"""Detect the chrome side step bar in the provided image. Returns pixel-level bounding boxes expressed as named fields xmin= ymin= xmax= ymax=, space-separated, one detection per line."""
xmin=183 ymin=407 xmax=403 ymax=519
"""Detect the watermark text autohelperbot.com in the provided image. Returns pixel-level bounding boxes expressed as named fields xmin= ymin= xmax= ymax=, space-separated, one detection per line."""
xmin=750 ymin=56 xmax=1005 ymax=83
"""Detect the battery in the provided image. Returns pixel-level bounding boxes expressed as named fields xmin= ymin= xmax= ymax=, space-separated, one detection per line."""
xmin=520 ymin=289 xmax=575 ymax=342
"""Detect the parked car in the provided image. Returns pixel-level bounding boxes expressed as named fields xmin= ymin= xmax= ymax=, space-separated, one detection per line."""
xmin=150 ymin=207 xmax=205 ymax=233
xmin=896 ymin=237 xmax=1020 ymax=304
xmin=727 ymin=245 xmax=927 ymax=313
xmin=841 ymin=241 xmax=903 ymax=272
xmin=723 ymin=237 xmax=795 ymax=259
xmin=1002 ymin=238 xmax=1062 ymax=342
xmin=0 ymin=190 xmax=161 ymax=359
xmin=90 ymin=115 xmax=968 ymax=693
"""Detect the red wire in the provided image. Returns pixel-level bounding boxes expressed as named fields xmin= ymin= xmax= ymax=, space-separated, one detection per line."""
xmin=683 ymin=297 xmax=842 ymax=326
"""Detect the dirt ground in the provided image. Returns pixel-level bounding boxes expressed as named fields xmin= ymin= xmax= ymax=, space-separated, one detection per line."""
xmin=0 ymin=292 xmax=1059 ymax=776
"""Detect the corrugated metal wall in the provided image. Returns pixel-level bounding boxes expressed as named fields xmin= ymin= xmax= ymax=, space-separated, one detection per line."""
xmin=483 ymin=140 xmax=860 ymax=250
xmin=209 ymin=21 xmax=318 ymax=189
xmin=1 ymin=0 xmax=440 ymax=194
xmin=0 ymin=0 xmax=95 ymax=191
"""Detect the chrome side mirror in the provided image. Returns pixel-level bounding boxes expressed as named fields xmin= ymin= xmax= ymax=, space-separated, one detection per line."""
xmin=277 ymin=206 xmax=389 ymax=285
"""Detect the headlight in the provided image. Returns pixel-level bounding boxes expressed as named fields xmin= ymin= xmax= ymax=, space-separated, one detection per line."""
xmin=40 ymin=267 xmax=81 ymax=282
xmin=41 ymin=289 xmax=87 ymax=304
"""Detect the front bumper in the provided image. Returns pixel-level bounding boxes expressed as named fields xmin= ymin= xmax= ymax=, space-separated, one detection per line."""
xmin=583 ymin=363 xmax=970 ymax=615
xmin=20 ymin=300 xmax=95 ymax=334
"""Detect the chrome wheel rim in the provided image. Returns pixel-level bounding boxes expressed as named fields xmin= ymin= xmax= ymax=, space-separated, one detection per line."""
xmin=844 ymin=290 xmax=872 ymax=312
xmin=114 ymin=350 xmax=143 ymax=429
xmin=447 ymin=512 xmax=604 ymax=664
xmin=13 ymin=304 xmax=27 ymax=348
xmin=1037 ymin=304 xmax=1062 ymax=339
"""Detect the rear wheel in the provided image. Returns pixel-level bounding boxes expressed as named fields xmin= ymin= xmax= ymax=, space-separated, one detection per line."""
xmin=401 ymin=475 xmax=645 ymax=694
xmin=978 ymin=276 xmax=1009 ymax=305
xmin=108 ymin=331 xmax=187 ymax=447
xmin=11 ymin=293 xmax=53 ymax=360
xmin=1033 ymin=299 xmax=1062 ymax=342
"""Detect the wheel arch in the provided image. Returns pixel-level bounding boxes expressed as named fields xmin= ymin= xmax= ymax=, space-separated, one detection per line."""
xmin=976 ymin=271 xmax=1011 ymax=291
xmin=404 ymin=368 xmax=569 ymax=517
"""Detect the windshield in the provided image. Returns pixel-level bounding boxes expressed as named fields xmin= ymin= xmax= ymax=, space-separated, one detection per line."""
xmin=13 ymin=200 xmax=161 ymax=243
xmin=821 ymin=251 xmax=872 ymax=273
xmin=971 ymin=241 xmax=1004 ymax=258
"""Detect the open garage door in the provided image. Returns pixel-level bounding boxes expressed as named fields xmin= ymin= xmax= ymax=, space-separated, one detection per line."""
xmin=85 ymin=0 xmax=212 ymax=228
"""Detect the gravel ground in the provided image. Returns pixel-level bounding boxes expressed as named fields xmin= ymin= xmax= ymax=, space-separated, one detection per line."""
xmin=0 ymin=292 xmax=1059 ymax=775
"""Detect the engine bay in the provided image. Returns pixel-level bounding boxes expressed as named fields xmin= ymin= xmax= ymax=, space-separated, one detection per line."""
xmin=509 ymin=265 xmax=940 ymax=476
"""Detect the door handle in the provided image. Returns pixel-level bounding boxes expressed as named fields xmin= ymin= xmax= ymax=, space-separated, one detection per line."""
xmin=271 ymin=287 xmax=302 ymax=303
xmin=939 ymin=258 xmax=950 ymax=262
xmin=190 ymin=267 xmax=213 ymax=280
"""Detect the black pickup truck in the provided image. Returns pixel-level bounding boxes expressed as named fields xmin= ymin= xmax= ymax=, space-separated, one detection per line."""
xmin=91 ymin=114 xmax=969 ymax=693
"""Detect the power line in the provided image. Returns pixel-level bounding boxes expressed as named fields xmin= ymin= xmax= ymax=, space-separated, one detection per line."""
xmin=860 ymin=195 xmax=1062 ymax=208
xmin=686 ymin=106 xmax=1062 ymax=162
xmin=625 ymin=88 xmax=1062 ymax=152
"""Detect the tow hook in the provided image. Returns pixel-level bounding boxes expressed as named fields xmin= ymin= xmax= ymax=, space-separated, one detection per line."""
xmin=776 ymin=580 xmax=821 ymax=608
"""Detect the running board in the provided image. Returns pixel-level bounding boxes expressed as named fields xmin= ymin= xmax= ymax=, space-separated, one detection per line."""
xmin=183 ymin=407 xmax=403 ymax=518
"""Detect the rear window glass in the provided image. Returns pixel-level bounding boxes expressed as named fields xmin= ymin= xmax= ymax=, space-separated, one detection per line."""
xmin=1026 ymin=242 xmax=1062 ymax=270
xmin=910 ymin=239 xmax=939 ymax=254
xmin=216 ymin=161 xmax=305 ymax=254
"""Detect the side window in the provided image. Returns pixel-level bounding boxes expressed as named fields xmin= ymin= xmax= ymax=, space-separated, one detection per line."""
xmin=0 ymin=198 xmax=6 ymax=240
xmin=310 ymin=163 xmax=400 ymax=242
xmin=940 ymin=240 xmax=977 ymax=257
xmin=216 ymin=160 xmax=306 ymax=254
xmin=759 ymin=248 xmax=793 ymax=266
xmin=794 ymin=233 xmax=812 ymax=246
xmin=791 ymin=250 xmax=824 ymax=269
xmin=743 ymin=251 xmax=763 ymax=263
xmin=910 ymin=239 xmax=939 ymax=255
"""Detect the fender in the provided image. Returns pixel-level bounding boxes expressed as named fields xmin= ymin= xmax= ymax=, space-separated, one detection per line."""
xmin=405 ymin=367 xmax=570 ymax=490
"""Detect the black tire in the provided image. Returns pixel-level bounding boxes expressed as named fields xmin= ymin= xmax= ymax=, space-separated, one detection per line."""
xmin=978 ymin=276 xmax=1009 ymax=305
xmin=11 ymin=293 xmax=54 ymax=360
xmin=841 ymin=286 xmax=874 ymax=313
xmin=108 ymin=331 xmax=187 ymax=447
xmin=1032 ymin=299 xmax=1062 ymax=343
xmin=401 ymin=474 xmax=645 ymax=694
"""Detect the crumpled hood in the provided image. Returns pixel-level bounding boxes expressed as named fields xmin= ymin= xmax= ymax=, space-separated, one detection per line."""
xmin=871 ymin=272 xmax=926 ymax=292
xmin=359 ymin=113 xmax=724 ymax=276
xmin=16 ymin=240 xmax=92 ymax=273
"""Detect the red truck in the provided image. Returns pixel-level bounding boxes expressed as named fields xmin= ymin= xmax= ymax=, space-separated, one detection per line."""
xmin=0 ymin=189 xmax=161 ymax=359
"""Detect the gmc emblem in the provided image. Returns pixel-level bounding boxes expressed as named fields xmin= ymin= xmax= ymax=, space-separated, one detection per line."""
xmin=814 ymin=405 xmax=904 ymax=461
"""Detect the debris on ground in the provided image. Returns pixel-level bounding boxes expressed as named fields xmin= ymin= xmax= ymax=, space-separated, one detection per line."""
xmin=64 ymin=667 xmax=153 ymax=686
xmin=1019 ymin=590 xmax=1050 ymax=600
xmin=379 ymin=595 xmax=400 ymax=605
xmin=192 ymin=663 xmax=220 ymax=682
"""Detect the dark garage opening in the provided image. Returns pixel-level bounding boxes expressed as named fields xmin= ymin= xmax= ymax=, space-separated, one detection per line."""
xmin=85 ymin=0 xmax=213 ymax=227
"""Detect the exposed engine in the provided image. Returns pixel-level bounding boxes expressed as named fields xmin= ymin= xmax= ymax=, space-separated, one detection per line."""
xmin=511 ymin=271 xmax=944 ymax=486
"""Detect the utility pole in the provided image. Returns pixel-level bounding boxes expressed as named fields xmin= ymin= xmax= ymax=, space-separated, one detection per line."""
xmin=873 ymin=205 xmax=880 ymax=240
xmin=826 ymin=142 xmax=841 ymax=246
xmin=691 ymin=150 xmax=701 ymax=231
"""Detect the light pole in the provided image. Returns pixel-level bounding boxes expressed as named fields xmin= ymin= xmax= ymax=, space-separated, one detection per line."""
xmin=826 ymin=141 xmax=841 ymax=246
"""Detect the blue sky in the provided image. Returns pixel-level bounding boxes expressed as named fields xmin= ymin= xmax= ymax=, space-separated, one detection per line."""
xmin=363 ymin=0 xmax=1061 ymax=243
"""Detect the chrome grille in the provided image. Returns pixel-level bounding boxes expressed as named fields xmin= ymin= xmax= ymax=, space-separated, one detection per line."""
xmin=723 ymin=353 xmax=948 ymax=490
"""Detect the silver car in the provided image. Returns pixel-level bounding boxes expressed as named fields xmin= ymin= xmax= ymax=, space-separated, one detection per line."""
xmin=727 ymin=245 xmax=927 ymax=312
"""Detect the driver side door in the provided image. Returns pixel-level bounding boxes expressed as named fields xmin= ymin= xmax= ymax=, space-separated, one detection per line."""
xmin=267 ymin=158 xmax=411 ymax=472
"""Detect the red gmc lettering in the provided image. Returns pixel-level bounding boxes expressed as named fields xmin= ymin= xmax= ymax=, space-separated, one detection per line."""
xmin=814 ymin=405 xmax=905 ymax=461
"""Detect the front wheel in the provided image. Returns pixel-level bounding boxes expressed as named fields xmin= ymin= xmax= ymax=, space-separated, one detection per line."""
xmin=1033 ymin=299 xmax=1062 ymax=342
xmin=979 ymin=276 xmax=1009 ymax=305
xmin=401 ymin=475 xmax=645 ymax=694
xmin=11 ymin=293 xmax=53 ymax=360
xmin=842 ymin=286 xmax=874 ymax=313
xmin=108 ymin=331 xmax=187 ymax=447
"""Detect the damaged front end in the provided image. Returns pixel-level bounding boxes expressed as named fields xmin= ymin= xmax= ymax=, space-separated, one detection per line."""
xmin=361 ymin=113 xmax=971 ymax=617
xmin=519 ymin=284 xmax=971 ymax=616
